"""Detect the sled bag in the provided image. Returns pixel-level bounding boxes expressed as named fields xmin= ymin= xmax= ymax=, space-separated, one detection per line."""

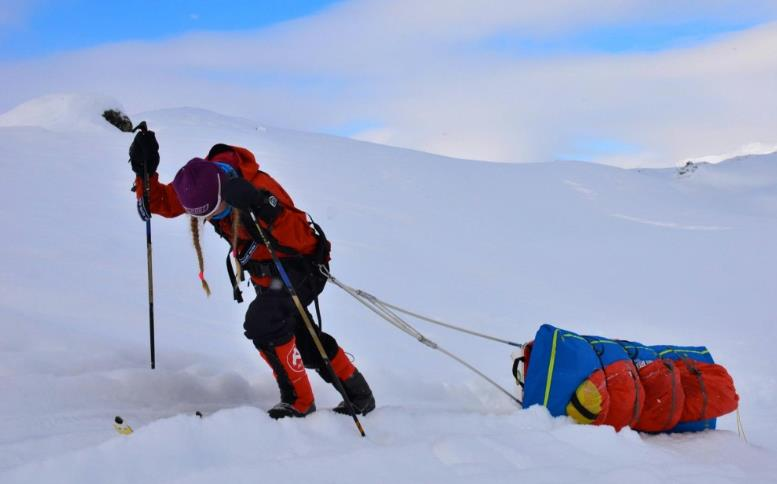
xmin=521 ymin=324 xmax=738 ymax=433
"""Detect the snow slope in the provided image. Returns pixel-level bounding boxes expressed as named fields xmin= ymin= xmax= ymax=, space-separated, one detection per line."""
xmin=1 ymin=94 xmax=776 ymax=483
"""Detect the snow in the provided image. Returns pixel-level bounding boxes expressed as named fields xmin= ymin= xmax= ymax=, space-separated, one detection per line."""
xmin=689 ymin=143 xmax=777 ymax=165
xmin=0 ymin=93 xmax=125 ymax=133
xmin=1 ymin=94 xmax=776 ymax=483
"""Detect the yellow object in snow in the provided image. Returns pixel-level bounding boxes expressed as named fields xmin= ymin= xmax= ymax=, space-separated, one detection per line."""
xmin=113 ymin=416 xmax=133 ymax=435
xmin=566 ymin=378 xmax=604 ymax=425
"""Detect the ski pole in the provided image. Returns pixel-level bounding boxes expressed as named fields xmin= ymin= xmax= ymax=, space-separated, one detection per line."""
xmin=134 ymin=121 xmax=156 ymax=370
xmin=242 ymin=212 xmax=366 ymax=437
xmin=105 ymin=111 xmax=156 ymax=369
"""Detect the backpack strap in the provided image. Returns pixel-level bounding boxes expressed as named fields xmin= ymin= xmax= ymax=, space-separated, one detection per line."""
xmin=308 ymin=217 xmax=331 ymax=266
xmin=238 ymin=209 xmax=303 ymax=257
xmin=313 ymin=295 xmax=323 ymax=331
xmin=307 ymin=216 xmax=330 ymax=331
xmin=225 ymin=251 xmax=244 ymax=303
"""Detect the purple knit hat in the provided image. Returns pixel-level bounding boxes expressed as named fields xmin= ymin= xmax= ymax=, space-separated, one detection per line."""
xmin=172 ymin=158 xmax=223 ymax=217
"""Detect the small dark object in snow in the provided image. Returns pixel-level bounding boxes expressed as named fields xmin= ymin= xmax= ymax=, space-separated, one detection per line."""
xmin=677 ymin=161 xmax=698 ymax=176
xmin=103 ymin=109 xmax=133 ymax=132
xmin=113 ymin=415 xmax=133 ymax=435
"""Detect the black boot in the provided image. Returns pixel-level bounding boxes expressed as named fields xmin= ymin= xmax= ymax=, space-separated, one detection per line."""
xmin=267 ymin=402 xmax=317 ymax=419
xmin=333 ymin=370 xmax=375 ymax=416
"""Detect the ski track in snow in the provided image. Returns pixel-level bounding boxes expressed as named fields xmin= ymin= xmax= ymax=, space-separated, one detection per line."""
xmin=563 ymin=179 xmax=597 ymax=199
xmin=609 ymin=213 xmax=733 ymax=231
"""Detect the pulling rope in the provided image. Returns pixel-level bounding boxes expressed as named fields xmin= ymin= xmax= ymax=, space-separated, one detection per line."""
xmin=736 ymin=408 xmax=748 ymax=443
xmin=322 ymin=267 xmax=522 ymax=407
xmin=380 ymin=301 xmax=524 ymax=348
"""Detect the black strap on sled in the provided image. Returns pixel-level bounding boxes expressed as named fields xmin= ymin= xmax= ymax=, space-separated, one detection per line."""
xmin=684 ymin=357 xmax=709 ymax=420
xmin=664 ymin=360 xmax=679 ymax=430
xmin=511 ymin=356 xmax=525 ymax=389
xmin=569 ymin=390 xmax=598 ymax=421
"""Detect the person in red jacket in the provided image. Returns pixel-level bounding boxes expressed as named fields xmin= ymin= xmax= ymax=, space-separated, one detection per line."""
xmin=129 ymin=132 xmax=375 ymax=419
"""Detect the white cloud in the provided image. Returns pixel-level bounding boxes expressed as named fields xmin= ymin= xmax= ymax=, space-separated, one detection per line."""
xmin=2 ymin=0 xmax=777 ymax=167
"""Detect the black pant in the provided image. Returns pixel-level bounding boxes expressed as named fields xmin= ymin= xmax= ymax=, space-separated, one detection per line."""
xmin=243 ymin=258 xmax=339 ymax=372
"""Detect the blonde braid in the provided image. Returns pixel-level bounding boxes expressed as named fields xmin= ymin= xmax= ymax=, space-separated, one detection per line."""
xmin=230 ymin=208 xmax=244 ymax=285
xmin=190 ymin=216 xmax=211 ymax=297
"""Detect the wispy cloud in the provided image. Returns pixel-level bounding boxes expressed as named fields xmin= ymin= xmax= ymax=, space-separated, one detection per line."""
xmin=2 ymin=0 xmax=777 ymax=167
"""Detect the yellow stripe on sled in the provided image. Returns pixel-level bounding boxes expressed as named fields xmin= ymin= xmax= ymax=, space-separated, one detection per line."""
xmin=543 ymin=328 xmax=560 ymax=406
xmin=658 ymin=348 xmax=710 ymax=357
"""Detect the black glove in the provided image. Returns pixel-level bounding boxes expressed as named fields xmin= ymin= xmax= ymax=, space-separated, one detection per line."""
xmin=222 ymin=177 xmax=282 ymax=225
xmin=129 ymin=130 xmax=160 ymax=176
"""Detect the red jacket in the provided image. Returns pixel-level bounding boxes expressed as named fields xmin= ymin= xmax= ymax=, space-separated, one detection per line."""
xmin=135 ymin=145 xmax=319 ymax=287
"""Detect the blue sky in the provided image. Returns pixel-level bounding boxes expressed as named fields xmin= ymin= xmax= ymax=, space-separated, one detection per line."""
xmin=1 ymin=1 xmax=763 ymax=61
xmin=0 ymin=0 xmax=342 ymax=60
